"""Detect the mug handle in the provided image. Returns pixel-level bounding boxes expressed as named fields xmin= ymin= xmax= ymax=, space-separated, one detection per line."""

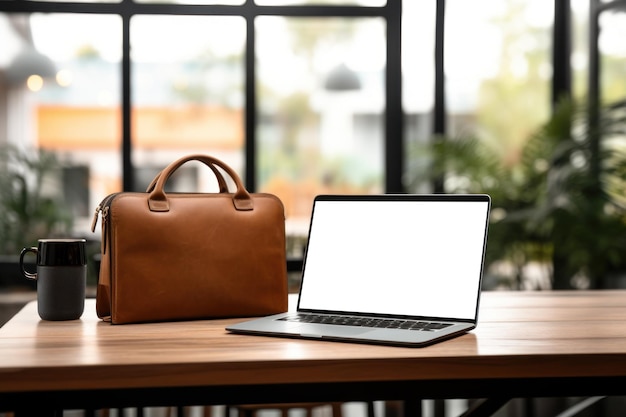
xmin=20 ymin=247 xmax=38 ymax=280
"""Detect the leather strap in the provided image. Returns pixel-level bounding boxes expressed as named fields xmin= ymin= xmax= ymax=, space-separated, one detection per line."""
xmin=147 ymin=154 xmax=253 ymax=212
xmin=145 ymin=159 xmax=229 ymax=194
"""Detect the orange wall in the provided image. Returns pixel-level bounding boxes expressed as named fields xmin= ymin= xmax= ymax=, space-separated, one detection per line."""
xmin=37 ymin=105 xmax=243 ymax=150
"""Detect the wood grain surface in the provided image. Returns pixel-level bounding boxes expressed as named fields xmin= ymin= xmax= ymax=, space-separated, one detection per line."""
xmin=1 ymin=291 xmax=625 ymax=394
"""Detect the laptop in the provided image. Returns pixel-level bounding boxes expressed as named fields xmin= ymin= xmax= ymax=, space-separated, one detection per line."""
xmin=227 ymin=194 xmax=491 ymax=347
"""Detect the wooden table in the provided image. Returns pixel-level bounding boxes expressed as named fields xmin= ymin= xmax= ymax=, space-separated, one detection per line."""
xmin=1 ymin=290 xmax=626 ymax=415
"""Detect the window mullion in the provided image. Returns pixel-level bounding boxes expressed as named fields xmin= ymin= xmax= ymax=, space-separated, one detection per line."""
xmin=245 ymin=13 xmax=256 ymax=192
xmin=122 ymin=12 xmax=133 ymax=192
xmin=385 ymin=0 xmax=404 ymax=193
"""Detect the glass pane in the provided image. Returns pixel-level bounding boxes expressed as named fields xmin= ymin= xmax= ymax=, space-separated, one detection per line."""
xmin=443 ymin=1 xmax=554 ymax=290
xmin=256 ymin=16 xmax=385 ymax=253
xmin=130 ymin=15 xmax=245 ymax=192
xmin=0 ymin=13 xmax=120 ymax=287
xmin=571 ymin=0 xmax=589 ymax=101
xmin=599 ymin=10 xmax=626 ymax=104
xmin=445 ymin=0 xmax=552 ymax=162
xmin=402 ymin=0 xmax=436 ymax=193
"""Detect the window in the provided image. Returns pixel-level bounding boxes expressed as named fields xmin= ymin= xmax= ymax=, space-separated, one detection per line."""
xmin=130 ymin=15 xmax=246 ymax=190
xmin=1 ymin=12 xmax=122 ymax=256
xmin=0 ymin=1 xmax=592 ymax=288
xmin=257 ymin=16 xmax=386 ymax=234
xmin=597 ymin=6 xmax=626 ymax=104
xmin=0 ymin=2 xmax=399 ymax=257
xmin=445 ymin=0 xmax=552 ymax=160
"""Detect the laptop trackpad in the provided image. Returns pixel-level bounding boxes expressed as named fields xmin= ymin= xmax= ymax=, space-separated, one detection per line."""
xmin=300 ymin=326 xmax=371 ymax=338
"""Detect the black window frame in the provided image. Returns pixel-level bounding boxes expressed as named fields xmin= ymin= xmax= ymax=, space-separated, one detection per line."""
xmin=1 ymin=0 xmax=583 ymax=194
xmin=0 ymin=1 xmax=403 ymax=193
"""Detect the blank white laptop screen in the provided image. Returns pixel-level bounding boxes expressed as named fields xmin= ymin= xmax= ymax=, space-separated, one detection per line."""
xmin=298 ymin=199 xmax=490 ymax=320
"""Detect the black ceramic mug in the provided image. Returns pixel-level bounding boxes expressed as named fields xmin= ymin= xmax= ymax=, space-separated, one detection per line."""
xmin=20 ymin=239 xmax=87 ymax=321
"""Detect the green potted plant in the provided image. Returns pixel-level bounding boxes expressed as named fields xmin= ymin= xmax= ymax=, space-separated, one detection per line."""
xmin=0 ymin=145 xmax=73 ymax=289
xmin=408 ymin=98 xmax=626 ymax=290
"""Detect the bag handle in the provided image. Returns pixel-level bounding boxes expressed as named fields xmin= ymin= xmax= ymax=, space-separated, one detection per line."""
xmin=145 ymin=159 xmax=229 ymax=194
xmin=148 ymin=154 xmax=253 ymax=212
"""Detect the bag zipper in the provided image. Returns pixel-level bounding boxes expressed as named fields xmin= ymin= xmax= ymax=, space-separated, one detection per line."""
xmin=91 ymin=193 xmax=121 ymax=254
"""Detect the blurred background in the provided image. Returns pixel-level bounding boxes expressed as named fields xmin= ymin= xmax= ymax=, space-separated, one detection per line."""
xmin=1 ymin=0 xmax=625 ymax=294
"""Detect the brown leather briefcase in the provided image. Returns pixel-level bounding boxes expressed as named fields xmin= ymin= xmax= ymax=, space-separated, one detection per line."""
xmin=91 ymin=154 xmax=288 ymax=324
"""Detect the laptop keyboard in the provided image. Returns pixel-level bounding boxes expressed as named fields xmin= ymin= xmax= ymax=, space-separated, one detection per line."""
xmin=279 ymin=313 xmax=453 ymax=331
